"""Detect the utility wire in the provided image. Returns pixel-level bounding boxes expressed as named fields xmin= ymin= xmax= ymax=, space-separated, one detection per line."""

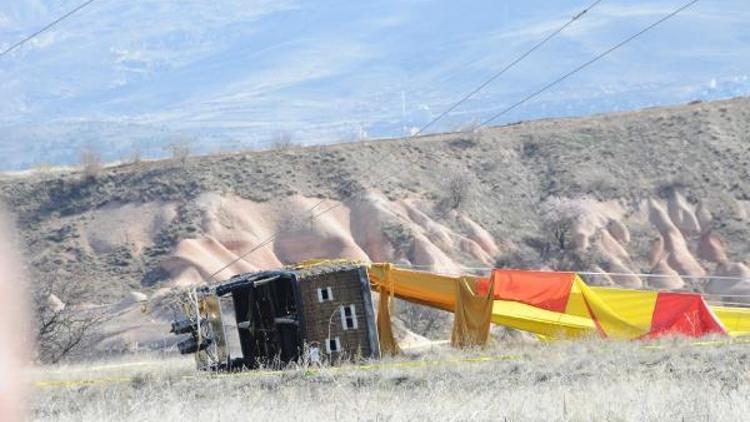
xmin=203 ymin=0 xmax=604 ymax=283
xmin=480 ymin=0 xmax=700 ymax=126
xmin=0 ymin=0 xmax=100 ymax=59
xmin=416 ymin=0 xmax=603 ymax=135
xmin=307 ymin=0 xmax=604 ymax=216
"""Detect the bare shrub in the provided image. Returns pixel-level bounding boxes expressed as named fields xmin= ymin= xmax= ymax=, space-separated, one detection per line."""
xmin=33 ymin=272 xmax=102 ymax=364
xmin=447 ymin=137 xmax=478 ymax=150
xmin=334 ymin=178 xmax=364 ymax=200
xmin=271 ymin=131 xmax=294 ymax=150
xmin=339 ymin=126 xmax=369 ymax=143
xmin=494 ymin=247 xmax=543 ymax=269
xmin=439 ymin=171 xmax=475 ymax=212
xmin=158 ymin=288 xmax=198 ymax=328
xmin=540 ymin=197 xmax=586 ymax=252
xmin=655 ymin=173 xmax=690 ymax=198
xmin=581 ymin=168 xmax=618 ymax=196
xmin=32 ymin=162 xmax=54 ymax=175
xmin=522 ymin=197 xmax=604 ymax=271
xmin=395 ymin=298 xmax=451 ymax=339
xmin=519 ymin=137 xmax=540 ymax=159
xmin=128 ymin=146 xmax=143 ymax=166
xmin=79 ymin=148 xmax=103 ymax=179
xmin=454 ymin=118 xmax=480 ymax=134
xmin=165 ymin=138 xmax=193 ymax=167
xmin=381 ymin=222 xmax=414 ymax=261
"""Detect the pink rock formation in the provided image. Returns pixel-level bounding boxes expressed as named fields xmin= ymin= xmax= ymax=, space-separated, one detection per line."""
xmin=552 ymin=198 xmax=644 ymax=287
xmin=597 ymin=230 xmax=630 ymax=264
xmin=705 ymin=262 xmax=750 ymax=303
xmin=606 ymin=261 xmax=643 ymax=288
xmin=273 ymin=198 xmax=369 ymax=264
xmin=411 ymin=234 xmax=463 ymax=275
xmin=457 ymin=215 xmax=500 ymax=257
xmin=348 ymin=192 xmax=399 ymax=262
xmin=666 ymin=191 xmax=701 ymax=235
xmin=402 ymin=202 xmax=496 ymax=266
xmin=647 ymin=236 xmax=666 ymax=268
xmin=159 ymin=192 xmax=499 ymax=285
xmin=607 ymin=219 xmax=630 ymax=244
xmin=588 ymin=266 xmax=615 ymax=286
xmin=648 ymin=259 xmax=686 ymax=290
xmin=79 ymin=201 xmax=177 ymax=255
xmin=695 ymin=201 xmax=713 ymax=232
xmin=148 ymin=192 xmax=748 ymax=305
xmin=697 ymin=232 xmax=728 ymax=264
xmin=648 ymin=200 xmax=706 ymax=277
xmin=165 ymin=236 xmax=265 ymax=286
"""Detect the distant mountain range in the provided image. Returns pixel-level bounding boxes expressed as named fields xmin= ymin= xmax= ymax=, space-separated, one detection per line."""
xmin=1 ymin=0 xmax=749 ymax=169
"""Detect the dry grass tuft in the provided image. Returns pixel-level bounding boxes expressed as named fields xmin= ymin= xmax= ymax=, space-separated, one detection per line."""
xmin=79 ymin=149 xmax=103 ymax=180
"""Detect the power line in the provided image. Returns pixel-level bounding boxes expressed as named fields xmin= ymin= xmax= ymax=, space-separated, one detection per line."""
xmin=203 ymin=1 xmax=604 ymax=283
xmin=307 ymin=0 xmax=604 ymax=216
xmin=415 ymin=0 xmax=603 ymax=136
xmin=0 ymin=0 xmax=100 ymax=59
xmin=480 ymin=0 xmax=700 ymax=127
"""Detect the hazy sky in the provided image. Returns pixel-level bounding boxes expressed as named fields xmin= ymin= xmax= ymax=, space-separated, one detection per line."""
xmin=0 ymin=0 xmax=748 ymax=167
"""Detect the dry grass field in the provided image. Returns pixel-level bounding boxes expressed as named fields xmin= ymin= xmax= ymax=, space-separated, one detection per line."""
xmin=29 ymin=337 xmax=750 ymax=421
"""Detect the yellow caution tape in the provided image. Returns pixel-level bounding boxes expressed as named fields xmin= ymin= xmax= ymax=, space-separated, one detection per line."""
xmin=32 ymin=353 xmax=519 ymax=389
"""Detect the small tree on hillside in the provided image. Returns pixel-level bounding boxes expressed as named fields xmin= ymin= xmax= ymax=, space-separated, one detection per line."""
xmin=127 ymin=144 xmax=144 ymax=166
xmin=439 ymin=171 xmax=475 ymax=212
xmin=165 ymin=138 xmax=193 ymax=167
xmin=33 ymin=272 xmax=102 ymax=364
xmin=494 ymin=247 xmax=543 ymax=270
xmin=271 ymin=131 xmax=294 ymax=150
xmin=523 ymin=197 xmax=604 ymax=271
xmin=541 ymin=198 xmax=585 ymax=250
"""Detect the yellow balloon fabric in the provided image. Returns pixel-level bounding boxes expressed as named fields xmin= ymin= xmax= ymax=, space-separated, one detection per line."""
xmin=369 ymin=264 xmax=493 ymax=350
xmin=366 ymin=264 xmax=750 ymax=342
xmin=451 ymin=277 xmax=494 ymax=348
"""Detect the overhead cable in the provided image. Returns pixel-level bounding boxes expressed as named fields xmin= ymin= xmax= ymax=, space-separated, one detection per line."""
xmin=0 ymin=0 xmax=101 ymax=59
xmin=479 ymin=0 xmax=700 ymax=126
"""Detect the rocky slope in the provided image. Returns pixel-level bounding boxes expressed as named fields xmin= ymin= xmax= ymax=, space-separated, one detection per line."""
xmin=3 ymin=97 xmax=750 ymax=352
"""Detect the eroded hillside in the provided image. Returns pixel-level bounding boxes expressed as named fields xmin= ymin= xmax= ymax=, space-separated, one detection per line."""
xmin=3 ymin=97 xmax=750 ymax=352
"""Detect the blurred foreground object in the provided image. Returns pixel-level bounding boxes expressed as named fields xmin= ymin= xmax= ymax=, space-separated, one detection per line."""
xmin=0 ymin=209 xmax=28 ymax=422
